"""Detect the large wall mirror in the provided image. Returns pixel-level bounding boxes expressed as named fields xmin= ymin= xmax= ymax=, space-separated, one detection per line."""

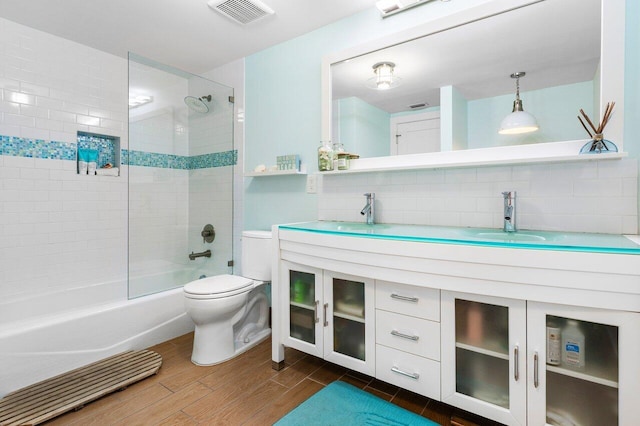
xmin=321 ymin=0 xmax=625 ymax=171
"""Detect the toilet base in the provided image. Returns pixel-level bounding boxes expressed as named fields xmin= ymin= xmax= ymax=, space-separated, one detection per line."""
xmin=191 ymin=328 xmax=271 ymax=366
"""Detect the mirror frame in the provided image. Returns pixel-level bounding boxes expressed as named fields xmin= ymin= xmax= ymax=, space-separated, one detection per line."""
xmin=321 ymin=0 xmax=626 ymax=172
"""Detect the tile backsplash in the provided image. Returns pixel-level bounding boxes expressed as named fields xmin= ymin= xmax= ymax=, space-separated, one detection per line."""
xmin=319 ymin=159 xmax=638 ymax=235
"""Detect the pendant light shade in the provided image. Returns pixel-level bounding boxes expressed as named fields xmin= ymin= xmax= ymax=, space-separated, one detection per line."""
xmin=499 ymin=72 xmax=538 ymax=135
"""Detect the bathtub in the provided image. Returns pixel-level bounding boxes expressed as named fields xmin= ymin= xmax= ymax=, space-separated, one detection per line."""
xmin=0 ymin=274 xmax=197 ymax=397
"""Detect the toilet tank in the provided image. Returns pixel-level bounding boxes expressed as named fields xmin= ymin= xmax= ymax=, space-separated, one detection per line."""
xmin=241 ymin=230 xmax=272 ymax=281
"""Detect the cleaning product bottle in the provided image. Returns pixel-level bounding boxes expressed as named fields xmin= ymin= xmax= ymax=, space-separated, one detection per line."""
xmin=562 ymin=319 xmax=585 ymax=369
xmin=546 ymin=320 xmax=561 ymax=366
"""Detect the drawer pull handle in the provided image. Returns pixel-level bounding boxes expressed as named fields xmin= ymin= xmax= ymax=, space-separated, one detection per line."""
xmin=390 ymin=293 xmax=419 ymax=303
xmin=391 ymin=366 xmax=420 ymax=380
xmin=391 ymin=330 xmax=419 ymax=341
xmin=314 ymin=300 xmax=319 ymax=324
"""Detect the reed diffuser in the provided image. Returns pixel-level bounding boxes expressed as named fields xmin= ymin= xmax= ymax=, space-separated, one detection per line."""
xmin=578 ymin=102 xmax=618 ymax=154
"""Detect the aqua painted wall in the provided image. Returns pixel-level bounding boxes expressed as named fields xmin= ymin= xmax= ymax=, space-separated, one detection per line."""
xmin=337 ymin=97 xmax=389 ymax=158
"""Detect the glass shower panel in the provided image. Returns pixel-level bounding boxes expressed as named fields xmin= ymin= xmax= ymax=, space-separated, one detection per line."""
xmin=128 ymin=53 xmax=234 ymax=298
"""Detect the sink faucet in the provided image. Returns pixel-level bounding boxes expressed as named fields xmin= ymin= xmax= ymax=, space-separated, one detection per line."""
xmin=502 ymin=191 xmax=516 ymax=232
xmin=361 ymin=193 xmax=375 ymax=225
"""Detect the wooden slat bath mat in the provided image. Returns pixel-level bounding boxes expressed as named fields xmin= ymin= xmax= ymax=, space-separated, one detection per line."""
xmin=0 ymin=349 xmax=162 ymax=425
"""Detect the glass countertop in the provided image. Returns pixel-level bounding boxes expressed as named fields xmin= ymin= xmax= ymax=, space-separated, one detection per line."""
xmin=279 ymin=221 xmax=640 ymax=255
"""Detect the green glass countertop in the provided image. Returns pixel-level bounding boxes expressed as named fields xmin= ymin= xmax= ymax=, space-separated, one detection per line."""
xmin=279 ymin=221 xmax=640 ymax=254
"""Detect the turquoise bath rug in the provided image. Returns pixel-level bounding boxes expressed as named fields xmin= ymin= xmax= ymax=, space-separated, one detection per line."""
xmin=275 ymin=381 xmax=439 ymax=426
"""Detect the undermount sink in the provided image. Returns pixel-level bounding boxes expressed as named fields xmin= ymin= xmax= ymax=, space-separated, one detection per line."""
xmin=462 ymin=230 xmax=554 ymax=242
xmin=334 ymin=223 xmax=390 ymax=232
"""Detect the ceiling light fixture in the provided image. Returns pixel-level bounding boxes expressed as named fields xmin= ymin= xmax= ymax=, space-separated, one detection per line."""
xmin=128 ymin=94 xmax=153 ymax=109
xmin=366 ymin=62 xmax=401 ymax=90
xmin=498 ymin=72 xmax=539 ymax=135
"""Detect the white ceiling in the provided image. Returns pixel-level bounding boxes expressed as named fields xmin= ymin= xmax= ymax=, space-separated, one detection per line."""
xmin=0 ymin=0 xmax=378 ymax=74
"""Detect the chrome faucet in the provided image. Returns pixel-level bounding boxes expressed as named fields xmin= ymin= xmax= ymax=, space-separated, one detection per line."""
xmin=361 ymin=193 xmax=375 ymax=225
xmin=502 ymin=191 xmax=516 ymax=232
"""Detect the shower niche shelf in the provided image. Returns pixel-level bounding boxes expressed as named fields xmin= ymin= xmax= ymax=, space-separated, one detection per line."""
xmin=77 ymin=131 xmax=121 ymax=177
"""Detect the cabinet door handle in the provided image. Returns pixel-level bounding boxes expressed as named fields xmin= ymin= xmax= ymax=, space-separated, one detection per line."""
xmin=323 ymin=303 xmax=329 ymax=327
xmin=533 ymin=351 xmax=539 ymax=388
xmin=514 ymin=345 xmax=519 ymax=381
xmin=391 ymin=366 xmax=420 ymax=380
xmin=314 ymin=300 xmax=319 ymax=323
xmin=391 ymin=330 xmax=419 ymax=341
xmin=390 ymin=293 xmax=419 ymax=303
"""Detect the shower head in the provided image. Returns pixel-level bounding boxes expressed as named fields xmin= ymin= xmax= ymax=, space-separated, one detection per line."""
xmin=184 ymin=95 xmax=212 ymax=113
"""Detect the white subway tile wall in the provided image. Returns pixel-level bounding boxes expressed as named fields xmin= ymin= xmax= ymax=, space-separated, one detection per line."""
xmin=319 ymin=159 xmax=638 ymax=235
xmin=1 ymin=17 xmax=239 ymax=311
xmin=0 ymin=17 xmax=129 ymax=306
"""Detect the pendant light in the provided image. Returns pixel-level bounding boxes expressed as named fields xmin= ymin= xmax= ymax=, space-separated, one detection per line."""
xmin=498 ymin=72 xmax=539 ymax=135
xmin=366 ymin=62 xmax=401 ymax=90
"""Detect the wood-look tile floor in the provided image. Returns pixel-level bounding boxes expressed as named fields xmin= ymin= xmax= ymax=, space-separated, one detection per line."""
xmin=43 ymin=333 xmax=500 ymax=425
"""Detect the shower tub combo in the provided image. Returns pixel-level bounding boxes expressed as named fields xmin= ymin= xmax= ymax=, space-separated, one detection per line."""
xmin=0 ymin=269 xmax=202 ymax=398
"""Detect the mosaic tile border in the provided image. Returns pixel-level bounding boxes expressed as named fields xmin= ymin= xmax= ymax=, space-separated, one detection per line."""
xmin=0 ymin=135 xmax=236 ymax=169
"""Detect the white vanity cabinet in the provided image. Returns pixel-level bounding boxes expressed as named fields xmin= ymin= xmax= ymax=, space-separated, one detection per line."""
xmin=280 ymin=260 xmax=376 ymax=375
xmin=272 ymin=224 xmax=640 ymax=425
xmin=441 ymin=292 xmax=527 ymax=425
xmin=442 ymin=292 xmax=640 ymax=426
xmin=375 ymin=281 xmax=441 ymax=399
xmin=526 ymin=303 xmax=640 ymax=426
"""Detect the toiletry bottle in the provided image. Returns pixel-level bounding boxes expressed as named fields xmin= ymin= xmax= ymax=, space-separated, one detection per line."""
xmin=546 ymin=321 xmax=561 ymax=366
xmin=562 ymin=319 xmax=585 ymax=369
xmin=317 ymin=141 xmax=334 ymax=171
xmin=332 ymin=142 xmax=344 ymax=170
xmin=466 ymin=302 xmax=483 ymax=345
xmin=78 ymin=149 xmax=89 ymax=175
xmin=87 ymin=149 xmax=99 ymax=175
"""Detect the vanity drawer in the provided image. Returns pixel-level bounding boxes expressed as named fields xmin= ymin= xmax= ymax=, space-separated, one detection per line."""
xmin=376 ymin=310 xmax=440 ymax=361
xmin=376 ymin=344 xmax=440 ymax=400
xmin=376 ymin=281 xmax=440 ymax=321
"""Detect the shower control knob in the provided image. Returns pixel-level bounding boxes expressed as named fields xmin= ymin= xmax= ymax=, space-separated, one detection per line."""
xmin=201 ymin=224 xmax=215 ymax=243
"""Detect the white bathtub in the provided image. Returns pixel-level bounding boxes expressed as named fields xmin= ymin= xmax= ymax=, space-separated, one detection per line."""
xmin=0 ymin=281 xmax=195 ymax=397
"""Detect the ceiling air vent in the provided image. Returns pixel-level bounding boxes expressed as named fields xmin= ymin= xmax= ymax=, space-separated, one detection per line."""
xmin=208 ymin=0 xmax=275 ymax=25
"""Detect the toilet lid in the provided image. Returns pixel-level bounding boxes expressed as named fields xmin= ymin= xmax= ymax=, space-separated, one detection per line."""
xmin=184 ymin=274 xmax=253 ymax=296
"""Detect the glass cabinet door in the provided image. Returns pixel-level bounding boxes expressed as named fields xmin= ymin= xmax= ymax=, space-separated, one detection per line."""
xmin=527 ymin=303 xmax=640 ymax=426
xmin=289 ymin=269 xmax=317 ymax=344
xmin=323 ymin=271 xmax=375 ymax=376
xmin=281 ymin=261 xmax=323 ymax=358
xmin=442 ymin=291 xmax=527 ymax=426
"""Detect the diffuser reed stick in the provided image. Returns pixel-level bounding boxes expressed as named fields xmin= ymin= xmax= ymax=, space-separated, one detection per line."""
xmin=577 ymin=102 xmax=617 ymax=153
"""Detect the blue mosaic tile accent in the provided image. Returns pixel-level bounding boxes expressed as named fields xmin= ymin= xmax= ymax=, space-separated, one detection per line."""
xmin=77 ymin=133 xmax=116 ymax=167
xmin=189 ymin=150 xmax=237 ymax=169
xmin=1 ymin=135 xmax=76 ymax=160
xmin=1 ymin=135 xmax=236 ymax=170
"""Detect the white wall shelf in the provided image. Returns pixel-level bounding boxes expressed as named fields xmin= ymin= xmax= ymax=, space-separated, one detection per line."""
xmin=318 ymin=145 xmax=626 ymax=175
xmin=244 ymin=169 xmax=307 ymax=177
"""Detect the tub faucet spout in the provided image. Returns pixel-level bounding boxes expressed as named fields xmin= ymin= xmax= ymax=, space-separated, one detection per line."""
xmin=361 ymin=193 xmax=375 ymax=225
xmin=502 ymin=191 xmax=516 ymax=232
xmin=189 ymin=250 xmax=212 ymax=260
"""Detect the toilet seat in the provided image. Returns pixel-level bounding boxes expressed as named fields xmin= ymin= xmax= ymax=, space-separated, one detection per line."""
xmin=184 ymin=274 xmax=254 ymax=300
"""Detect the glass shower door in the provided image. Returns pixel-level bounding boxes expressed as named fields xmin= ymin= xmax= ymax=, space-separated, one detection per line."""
xmin=128 ymin=53 xmax=235 ymax=298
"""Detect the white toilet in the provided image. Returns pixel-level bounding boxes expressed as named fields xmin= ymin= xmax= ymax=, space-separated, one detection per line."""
xmin=183 ymin=230 xmax=272 ymax=366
